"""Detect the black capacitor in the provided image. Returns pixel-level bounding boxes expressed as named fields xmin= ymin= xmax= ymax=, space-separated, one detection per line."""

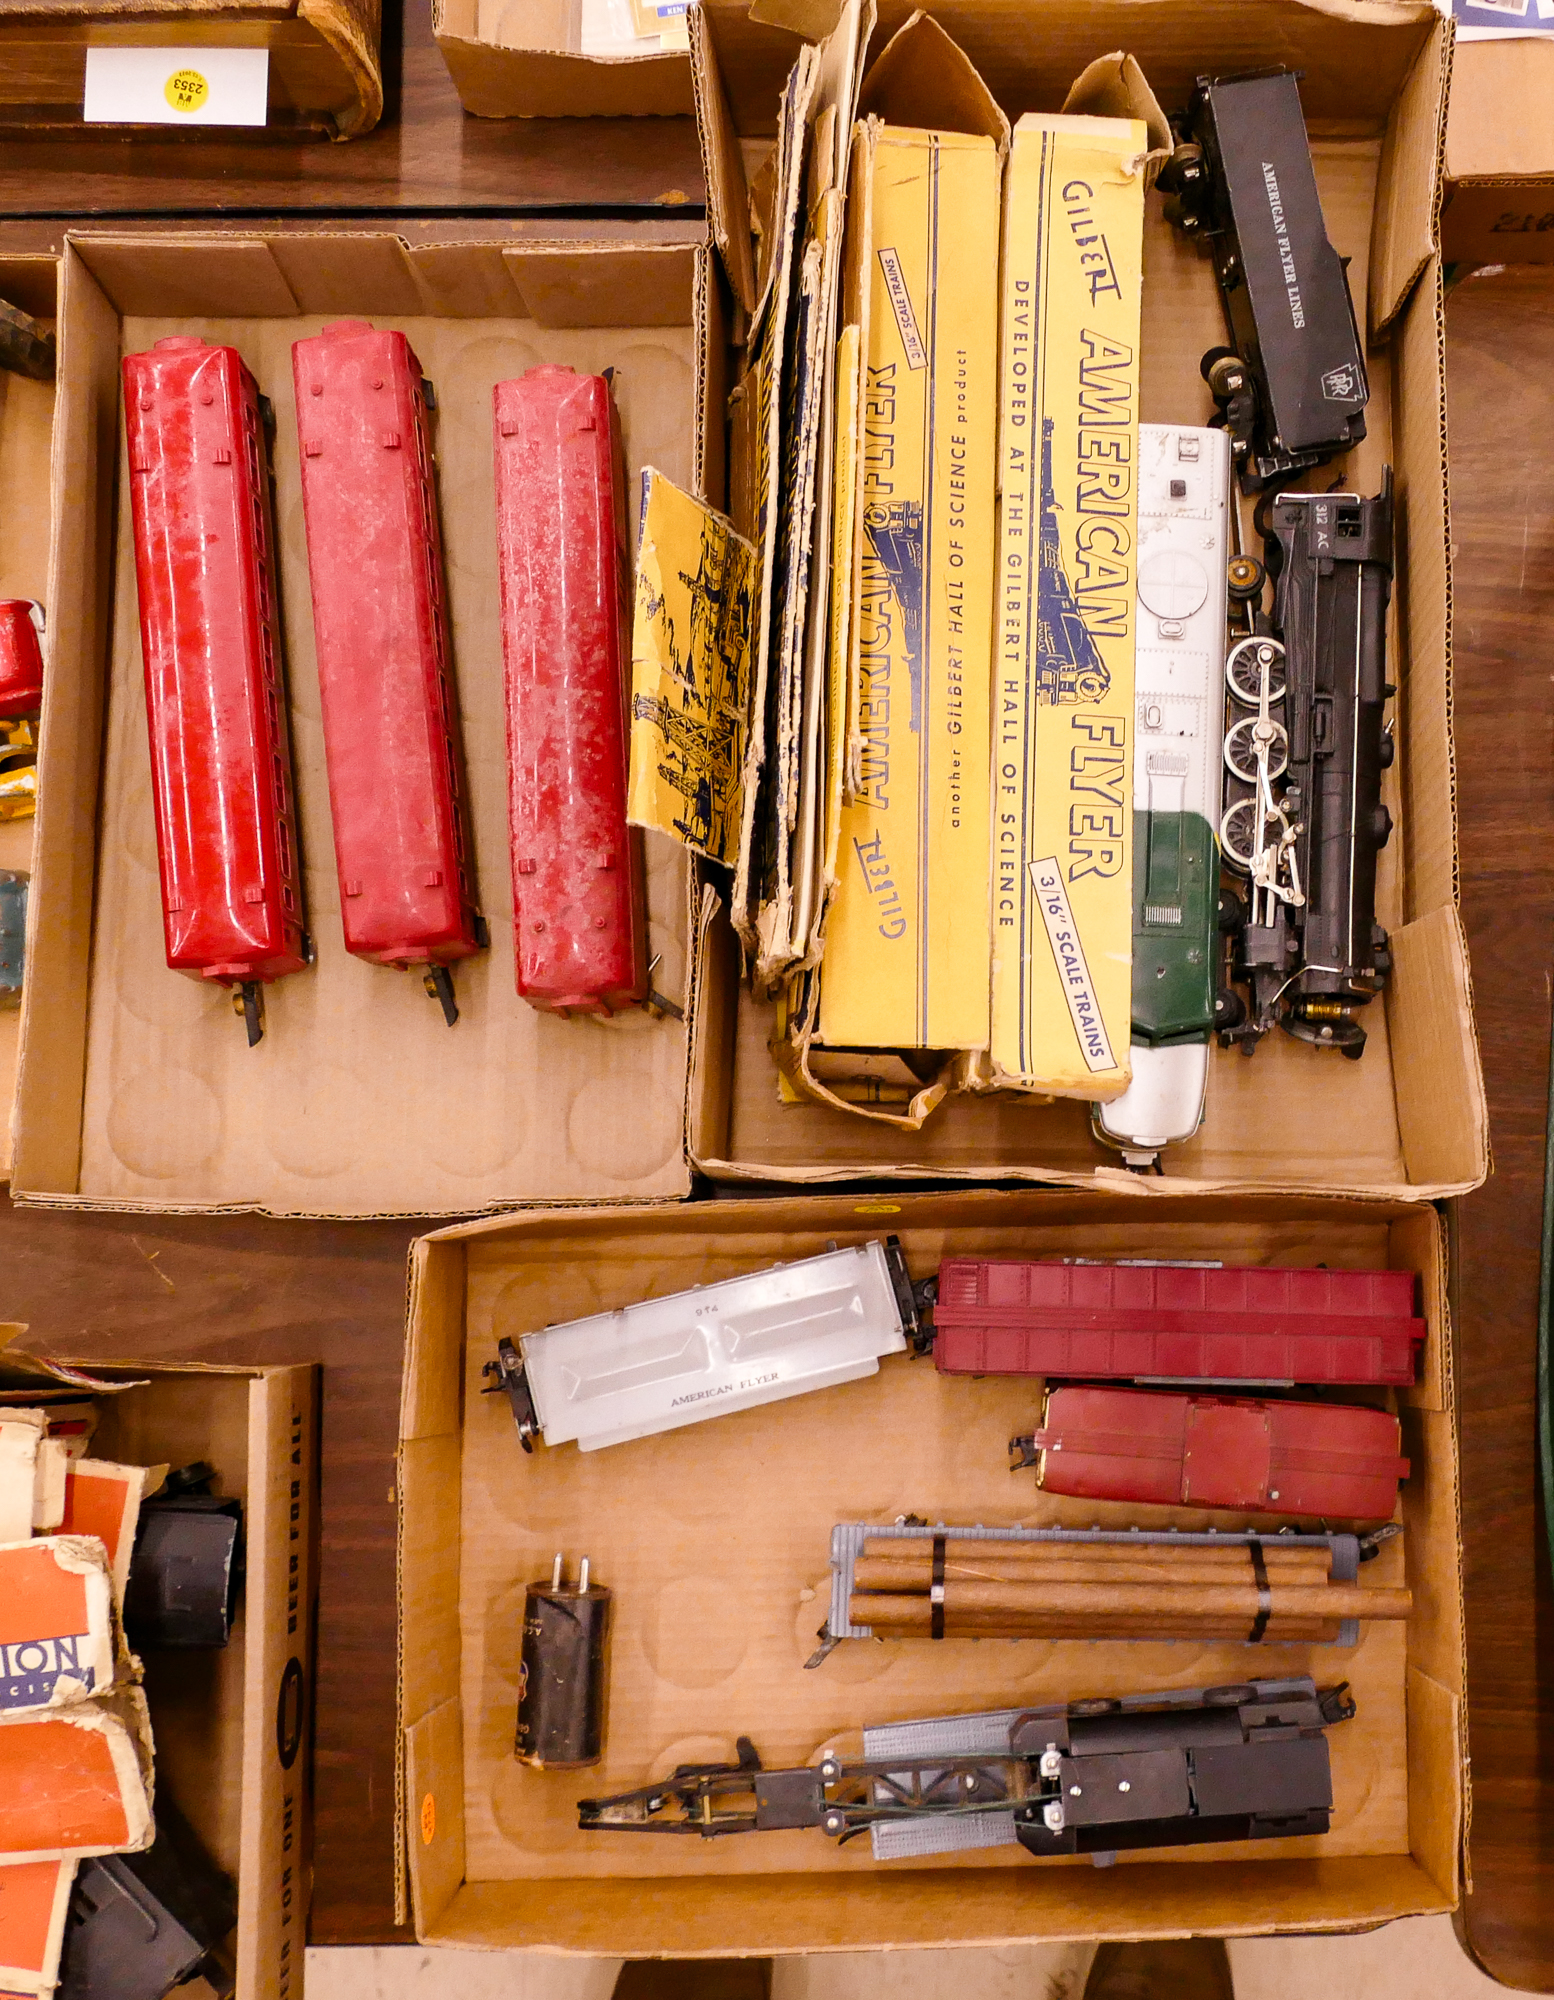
xmin=516 ymin=1554 xmax=610 ymax=1770
xmin=124 ymin=1462 xmax=243 ymax=1650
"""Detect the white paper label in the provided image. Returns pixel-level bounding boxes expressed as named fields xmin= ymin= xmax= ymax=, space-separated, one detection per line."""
xmin=83 ymin=47 xmax=269 ymax=126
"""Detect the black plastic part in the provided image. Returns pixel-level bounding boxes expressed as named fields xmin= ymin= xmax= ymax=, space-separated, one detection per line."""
xmin=239 ymin=981 xmax=263 ymax=1047
xmin=753 ymin=1768 xmax=827 ymax=1830
xmin=884 ymin=1235 xmax=937 ymax=1352
xmin=0 ymin=296 xmax=56 ymax=382
xmin=0 ymin=870 xmax=25 ymax=1001
xmin=161 ymin=1461 xmax=217 ymax=1498
xmin=516 ymin=1577 xmax=611 ymax=1769
xmin=124 ymin=1481 xmax=243 ymax=1650
xmin=482 ymin=1337 xmax=539 ymax=1450
xmin=425 ymin=963 xmax=459 ymax=1026
xmin=59 ymin=1801 xmax=237 ymax=2000
xmin=1170 ymin=70 xmax=1368 ymax=491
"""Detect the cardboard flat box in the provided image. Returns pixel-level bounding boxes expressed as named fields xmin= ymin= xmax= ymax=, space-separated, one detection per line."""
xmin=0 ymin=257 xmax=55 ymax=1191
xmin=0 ymin=0 xmax=382 ymax=139
xmin=688 ymin=0 xmax=1487 ymax=1200
xmin=820 ymin=118 xmax=999 ymax=1051
xmin=1441 ymin=35 xmax=1554 ymax=263
xmin=433 ymin=0 xmax=695 ymax=118
xmin=0 ymin=1356 xmax=320 ymax=2000
xmin=12 ymin=232 xmax=723 ymax=1219
xmin=990 ymin=111 xmax=1145 ymax=1100
xmin=397 ymin=1191 xmax=1462 ymax=1950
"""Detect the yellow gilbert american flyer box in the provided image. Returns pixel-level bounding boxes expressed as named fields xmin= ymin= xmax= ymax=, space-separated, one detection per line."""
xmin=819 ymin=77 xmax=1002 ymax=1052
xmin=991 ymin=111 xmax=1146 ymax=1100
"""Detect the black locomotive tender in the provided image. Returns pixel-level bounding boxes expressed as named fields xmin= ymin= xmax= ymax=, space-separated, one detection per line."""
xmin=1161 ymin=68 xmax=1395 ymax=1059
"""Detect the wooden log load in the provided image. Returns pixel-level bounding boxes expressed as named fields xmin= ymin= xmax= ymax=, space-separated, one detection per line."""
xmin=847 ymin=1536 xmax=1410 ymax=1643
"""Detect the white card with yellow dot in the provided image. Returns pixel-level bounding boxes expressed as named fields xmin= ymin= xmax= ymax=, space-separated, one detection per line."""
xmin=82 ymin=46 xmax=269 ymax=126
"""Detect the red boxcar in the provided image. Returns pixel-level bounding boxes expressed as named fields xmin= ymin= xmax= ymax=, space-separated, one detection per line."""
xmin=493 ymin=365 xmax=646 ymax=1016
xmin=123 ymin=337 xmax=307 ymax=1045
xmin=1018 ymin=1383 xmax=1408 ymax=1521
xmin=0 ymin=600 xmax=43 ymax=719
xmin=293 ymin=320 xmax=483 ymax=1025
xmin=933 ymin=1259 xmax=1423 ymax=1385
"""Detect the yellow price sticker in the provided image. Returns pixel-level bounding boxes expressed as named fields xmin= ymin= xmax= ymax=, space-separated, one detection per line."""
xmin=164 ymin=67 xmax=209 ymax=113
xmin=419 ymin=1792 xmax=436 ymax=1845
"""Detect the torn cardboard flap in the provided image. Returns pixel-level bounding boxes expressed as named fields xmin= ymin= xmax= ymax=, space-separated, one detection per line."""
xmin=770 ymin=968 xmax=954 ymax=1127
xmin=855 ymin=10 xmax=1008 ymax=150
xmin=0 ymin=1538 xmax=118 ymax=1719
xmin=1062 ymin=51 xmax=1172 ymax=180
xmin=0 ymin=1333 xmax=143 ymax=1407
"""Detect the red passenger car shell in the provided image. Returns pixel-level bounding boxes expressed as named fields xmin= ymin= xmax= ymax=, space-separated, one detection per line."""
xmin=493 ymin=365 xmax=646 ymax=1015
xmin=933 ymin=1260 xmax=1423 ymax=1385
xmin=123 ymin=337 xmax=307 ymax=988
xmin=293 ymin=320 xmax=481 ymax=970
xmin=1028 ymin=1383 xmax=1409 ymax=1521
xmin=0 ymin=601 xmax=44 ymax=719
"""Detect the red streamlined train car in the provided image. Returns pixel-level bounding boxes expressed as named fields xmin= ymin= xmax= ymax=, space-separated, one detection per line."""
xmin=0 ymin=600 xmax=44 ymax=719
xmin=293 ymin=320 xmax=483 ymax=1025
xmin=932 ymin=1260 xmax=1424 ymax=1386
xmin=123 ymin=337 xmax=308 ymax=1046
xmin=493 ymin=365 xmax=646 ymax=1016
xmin=1014 ymin=1384 xmax=1409 ymax=1521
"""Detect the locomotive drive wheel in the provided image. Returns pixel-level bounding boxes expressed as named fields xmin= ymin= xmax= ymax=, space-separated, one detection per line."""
xmin=1225 ymin=715 xmax=1288 ymax=784
xmin=1226 ymin=634 xmax=1286 ymax=706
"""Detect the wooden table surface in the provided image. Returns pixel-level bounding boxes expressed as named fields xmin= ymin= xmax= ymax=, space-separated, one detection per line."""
xmin=0 ymin=0 xmax=704 ymax=223
xmin=1446 ymin=261 xmax=1554 ymax=1993
xmin=2 ymin=27 xmax=1553 ymax=1979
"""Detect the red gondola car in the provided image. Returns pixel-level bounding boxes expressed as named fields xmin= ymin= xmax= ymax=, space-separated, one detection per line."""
xmin=493 ymin=365 xmax=646 ymax=1016
xmin=932 ymin=1259 xmax=1424 ymax=1386
xmin=0 ymin=600 xmax=43 ymax=719
xmin=123 ymin=336 xmax=307 ymax=1045
xmin=293 ymin=320 xmax=483 ymax=1025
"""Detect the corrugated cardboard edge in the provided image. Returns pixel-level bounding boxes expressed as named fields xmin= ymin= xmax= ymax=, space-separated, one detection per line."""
xmin=690 ymin=1 xmax=756 ymax=316
xmin=237 ymin=1364 xmax=320 ymax=2000
xmin=1372 ymin=11 xmax=1452 ymax=338
xmin=297 ymin=0 xmax=385 ymax=137
xmin=395 ymin=1236 xmax=466 ymax=1929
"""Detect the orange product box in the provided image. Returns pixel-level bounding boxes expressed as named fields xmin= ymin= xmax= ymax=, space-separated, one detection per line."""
xmin=0 ymin=1691 xmax=154 ymax=1864
xmin=0 ymin=1859 xmax=75 ymax=2000
xmin=0 ymin=1539 xmax=117 ymax=1717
